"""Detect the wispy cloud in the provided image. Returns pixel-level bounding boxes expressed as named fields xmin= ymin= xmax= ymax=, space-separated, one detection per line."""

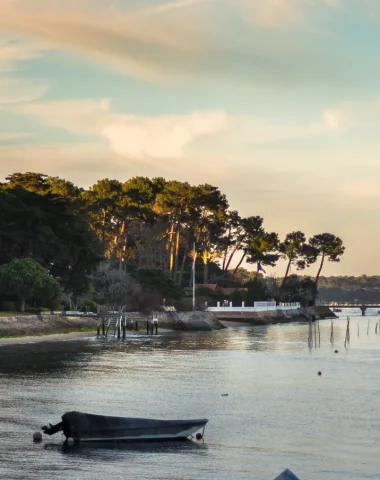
xmin=0 ymin=0 xmax=206 ymax=83
xmin=0 ymin=78 xmax=49 ymax=104
xmin=0 ymin=37 xmax=45 ymax=71
xmin=0 ymin=0 xmax=347 ymax=88
xmin=5 ymin=98 xmax=341 ymax=159
xmin=240 ymin=0 xmax=339 ymax=29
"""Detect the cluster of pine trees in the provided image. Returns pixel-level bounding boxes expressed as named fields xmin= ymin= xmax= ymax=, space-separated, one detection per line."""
xmin=0 ymin=172 xmax=345 ymax=311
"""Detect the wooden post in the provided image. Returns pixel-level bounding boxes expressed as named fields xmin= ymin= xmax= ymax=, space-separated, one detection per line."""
xmin=122 ymin=316 xmax=126 ymax=339
xmin=135 ymin=320 xmax=138 ymax=331
xmin=97 ymin=325 xmax=100 ymax=336
xmin=102 ymin=318 xmax=105 ymax=336
xmin=147 ymin=321 xmax=150 ymax=335
xmin=155 ymin=322 xmax=158 ymax=335
xmin=117 ymin=316 xmax=121 ymax=339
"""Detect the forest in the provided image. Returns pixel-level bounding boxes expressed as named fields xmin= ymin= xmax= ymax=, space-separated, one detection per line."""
xmin=0 ymin=172 xmax=346 ymax=312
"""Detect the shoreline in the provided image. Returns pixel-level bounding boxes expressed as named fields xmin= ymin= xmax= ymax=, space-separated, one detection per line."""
xmin=0 ymin=330 xmax=99 ymax=345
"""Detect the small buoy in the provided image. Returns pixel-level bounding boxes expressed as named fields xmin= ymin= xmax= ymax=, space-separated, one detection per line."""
xmin=195 ymin=433 xmax=203 ymax=441
xmin=66 ymin=437 xmax=75 ymax=445
xmin=335 ymin=350 xmax=338 ymax=353
xmin=221 ymin=393 xmax=228 ymax=396
xmin=33 ymin=431 xmax=42 ymax=442
xmin=318 ymin=371 xmax=322 ymax=376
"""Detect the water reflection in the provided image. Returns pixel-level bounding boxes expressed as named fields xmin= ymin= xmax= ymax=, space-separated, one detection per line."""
xmin=0 ymin=318 xmax=373 ymax=379
xmin=1 ymin=317 xmax=380 ymax=480
xmin=44 ymin=439 xmax=207 ymax=458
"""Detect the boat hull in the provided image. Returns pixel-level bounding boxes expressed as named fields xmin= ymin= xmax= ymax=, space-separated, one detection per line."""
xmin=60 ymin=411 xmax=208 ymax=442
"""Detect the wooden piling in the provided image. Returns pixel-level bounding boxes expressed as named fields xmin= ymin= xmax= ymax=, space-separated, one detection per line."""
xmin=367 ymin=319 xmax=370 ymax=336
xmin=155 ymin=322 xmax=158 ymax=335
xmin=102 ymin=319 xmax=105 ymax=336
xmin=122 ymin=316 xmax=126 ymax=339
xmin=308 ymin=319 xmax=313 ymax=348
xmin=135 ymin=320 xmax=138 ymax=331
xmin=330 ymin=319 xmax=334 ymax=343
xmin=147 ymin=321 xmax=150 ymax=335
xmin=344 ymin=317 xmax=350 ymax=347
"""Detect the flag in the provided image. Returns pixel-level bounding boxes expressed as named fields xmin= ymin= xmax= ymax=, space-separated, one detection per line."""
xmin=258 ymin=263 xmax=266 ymax=274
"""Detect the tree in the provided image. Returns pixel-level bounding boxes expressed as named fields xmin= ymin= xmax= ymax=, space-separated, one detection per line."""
xmin=0 ymin=258 xmax=60 ymax=312
xmin=309 ymin=233 xmax=345 ymax=301
xmin=279 ymin=231 xmax=318 ymax=287
xmin=81 ymin=179 xmax=123 ymax=256
xmin=0 ymin=181 xmax=101 ymax=296
xmin=92 ymin=261 xmax=141 ymax=308
xmin=281 ymin=274 xmax=316 ymax=307
xmin=245 ymin=231 xmax=280 ymax=278
xmin=191 ymin=184 xmax=228 ymax=284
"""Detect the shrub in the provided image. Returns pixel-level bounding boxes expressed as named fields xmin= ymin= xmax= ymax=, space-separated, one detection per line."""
xmin=0 ymin=300 xmax=16 ymax=312
xmin=25 ymin=307 xmax=40 ymax=314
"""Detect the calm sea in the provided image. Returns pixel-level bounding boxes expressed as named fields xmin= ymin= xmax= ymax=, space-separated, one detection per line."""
xmin=0 ymin=315 xmax=379 ymax=480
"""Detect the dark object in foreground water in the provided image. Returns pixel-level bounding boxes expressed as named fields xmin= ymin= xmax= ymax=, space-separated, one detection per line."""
xmin=273 ymin=469 xmax=300 ymax=480
xmin=42 ymin=411 xmax=208 ymax=443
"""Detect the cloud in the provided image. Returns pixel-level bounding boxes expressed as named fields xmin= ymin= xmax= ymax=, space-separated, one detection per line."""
xmin=0 ymin=37 xmax=45 ymax=71
xmin=240 ymin=0 xmax=339 ymax=29
xmin=0 ymin=0 xmax=348 ymax=89
xmin=0 ymin=0 xmax=206 ymax=83
xmin=5 ymin=98 xmax=342 ymax=159
xmin=0 ymin=78 xmax=49 ymax=104
xmin=323 ymin=96 xmax=380 ymax=130
xmin=6 ymin=99 xmax=230 ymax=158
xmin=0 ymin=132 xmax=34 ymax=142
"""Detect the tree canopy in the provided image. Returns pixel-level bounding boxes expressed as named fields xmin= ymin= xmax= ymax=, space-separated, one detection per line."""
xmin=0 ymin=258 xmax=60 ymax=312
xmin=0 ymin=171 xmax=346 ymax=311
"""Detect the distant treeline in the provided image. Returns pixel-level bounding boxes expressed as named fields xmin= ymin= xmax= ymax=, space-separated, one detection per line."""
xmin=315 ymin=276 xmax=380 ymax=303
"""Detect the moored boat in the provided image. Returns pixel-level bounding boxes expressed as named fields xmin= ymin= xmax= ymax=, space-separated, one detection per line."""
xmin=42 ymin=411 xmax=208 ymax=442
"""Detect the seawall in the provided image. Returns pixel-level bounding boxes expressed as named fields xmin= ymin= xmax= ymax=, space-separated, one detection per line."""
xmin=0 ymin=313 xmax=98 ymax=337
xmin=0 ymin=310 xmax=223 ymax=337
xmin=213 ymin=308 xmax=308 ymax=326
xmin=127 ymin=311 xmax=223 ymax=331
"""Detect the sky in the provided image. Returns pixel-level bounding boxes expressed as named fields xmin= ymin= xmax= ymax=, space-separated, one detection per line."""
xmin=0 ymin=0 xmax=380 ymax=278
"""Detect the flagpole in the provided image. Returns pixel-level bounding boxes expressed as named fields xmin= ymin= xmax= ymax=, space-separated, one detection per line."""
xmin=192 ymin=242 xmax=196 ymax=312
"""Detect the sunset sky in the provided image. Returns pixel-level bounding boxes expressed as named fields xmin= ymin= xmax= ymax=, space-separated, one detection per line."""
xmin=1 ymin=0 xmax=380 ymax=277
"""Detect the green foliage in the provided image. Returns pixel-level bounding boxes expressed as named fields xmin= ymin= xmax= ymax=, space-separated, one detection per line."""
xmin=244 ymin=279 xmax=271 ymax=304
xmin=0 ymin=258 xmax=60 ymax=312
xmin=279 ymin=231 xmax=318 ymax=284
xmin=0 ymin=175 xmax=101 ymax=295
xmin=132 ymin=268 xmax=183 ymax=300
xmin=0 ymin=301 xmax=16 ymax=312
xmin=195 ymin=286 xmax=216 ymax=297
xmin=280 ymin=275 xmax=316 ymax=307
xmin=0 ymin=171 xmax=346 ymax=309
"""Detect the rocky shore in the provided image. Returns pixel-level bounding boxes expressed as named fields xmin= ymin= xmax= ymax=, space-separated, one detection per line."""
xmin=0 ymin=306 xmax=336 ymax=341
xmin=0 ymin=313 xmax=99 ymax=338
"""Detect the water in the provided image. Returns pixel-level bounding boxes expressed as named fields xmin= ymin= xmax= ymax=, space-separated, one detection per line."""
xmin=0 ymin=316 xmax=379 ymax=480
